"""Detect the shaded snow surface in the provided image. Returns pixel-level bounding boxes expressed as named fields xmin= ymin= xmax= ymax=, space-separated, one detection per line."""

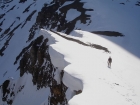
xmin=0 ymin=0 xmax=140 ymax=105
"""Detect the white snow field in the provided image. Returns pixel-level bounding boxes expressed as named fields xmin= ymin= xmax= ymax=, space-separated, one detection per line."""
xmin=0 ymin=0 xmax=140 ymax=105
xmin=41 ymin=29 xmax=140 ymax=105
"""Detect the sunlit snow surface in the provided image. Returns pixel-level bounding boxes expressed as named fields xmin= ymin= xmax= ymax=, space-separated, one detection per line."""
xmin=0 ymin=0 xmax=140 ymax=105
xmin=41 ymin=29 xmax=140 ymax=105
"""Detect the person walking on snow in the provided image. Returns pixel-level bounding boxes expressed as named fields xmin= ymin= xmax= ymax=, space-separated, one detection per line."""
xmin=108 ymin=56 xmax=112 ymax=68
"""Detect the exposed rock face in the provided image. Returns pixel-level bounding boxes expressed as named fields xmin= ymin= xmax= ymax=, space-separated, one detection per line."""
xmin=14 ymin=36 xmax=51 ymax=88
xmin=1 ymin=80 xmax=14 ymax=105
xmin=13 ymin=35 xmax=68 ymax=105
xmin=91 ymin=31 xmax=124 ymax=37
xmin=2 ymin=80 xmax=10 ymax=98
xmin=0 ymin=0 xmax=93 ymax=56
xmin=74 ymin=90 xmax=82 ymax=95
xmin=19 ymin=0 xmax=27 ymax=3
xmin=28 ymin=0 xmax=93 ymax=41
xmin=0 ymin=79 xmax=25 ymax=105
xmin=49 ymin=82 xmax=68 ymax=105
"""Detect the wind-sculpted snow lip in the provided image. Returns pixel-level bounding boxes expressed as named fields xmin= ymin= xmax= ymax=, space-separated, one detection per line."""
xmin=91 ymin=31 xmax=124 ymax=37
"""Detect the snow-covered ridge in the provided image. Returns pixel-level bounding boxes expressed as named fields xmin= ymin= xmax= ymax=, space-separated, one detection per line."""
xmin=0 ymin=29 xmax=85 ymax=105
xmin=42 ymin=29 xmax=140 ymax=105
xmin=0 ymin=0 xmax=140 ymax=105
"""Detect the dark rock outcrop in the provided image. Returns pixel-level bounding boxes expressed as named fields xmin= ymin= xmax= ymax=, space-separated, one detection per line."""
xmin=14 ymin=35 xmax=68 ymax=104
xmin=135 ymin=1 xmax=140 ymax=6
xmin=1 ymin=80 xmax=22 ymax=105
xmin=21 ymin=10 xmax=37 ymax=28
xmin=19 ymin=0 xmax=27 ymax=3
xmin=27 ymin=0 xmax=93 ymax=41
xmin=0 ymin=13 xmax=5 ymax=19
xmin=2 ymin=80 xmax=10 ymax=98
xmin=0 ymin=0 xmax=93 ymax=56
xmin=74 ymin=90 xmax=82 ymax=95
xmin=23 ymin=2 xmax=35 ymax=13
xmin=6 ymin=5 xmax=16 ymax=13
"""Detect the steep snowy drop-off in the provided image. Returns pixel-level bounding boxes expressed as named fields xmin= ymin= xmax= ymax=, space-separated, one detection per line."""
xmin=0 ymin=0 xmax=140 ymax=105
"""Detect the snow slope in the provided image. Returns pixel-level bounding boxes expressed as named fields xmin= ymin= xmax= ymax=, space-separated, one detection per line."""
xmin=0 ymin=0 xmax=140 ymax=105
xmin=77 ymin=0 xmax=140 ymax=58
xmin=41 ymin=29 xmax=140 ymax=105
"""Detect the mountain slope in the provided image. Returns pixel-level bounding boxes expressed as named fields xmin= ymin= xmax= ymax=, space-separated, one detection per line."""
xmin=44 ymin=29 xmax=140 ymax=105
xmin=0 ymin=0 xmax=140 ymax=105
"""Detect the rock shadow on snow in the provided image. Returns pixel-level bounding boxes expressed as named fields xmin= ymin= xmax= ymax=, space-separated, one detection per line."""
xmin=91 ymin=31 xmax=124 ymax=37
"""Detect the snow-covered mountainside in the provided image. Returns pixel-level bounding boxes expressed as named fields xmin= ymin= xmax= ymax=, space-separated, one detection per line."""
xmin=0 ymin=0 xmax=140 ymax=105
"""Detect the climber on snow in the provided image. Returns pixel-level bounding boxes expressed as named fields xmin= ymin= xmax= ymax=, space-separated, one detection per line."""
xmin=108 ymin=56 xmax=112 ymax=68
